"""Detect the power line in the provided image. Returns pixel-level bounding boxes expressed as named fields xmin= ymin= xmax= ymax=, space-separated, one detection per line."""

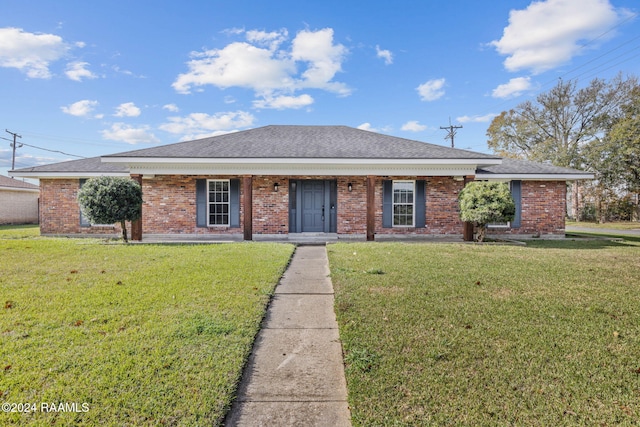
xmin=19 ymin=142 xmax=86 ymax=158
xmin=18 ymin=130 xmax=117 ymax=148
xmin=2 ymin=130 xmax=87 ymax=171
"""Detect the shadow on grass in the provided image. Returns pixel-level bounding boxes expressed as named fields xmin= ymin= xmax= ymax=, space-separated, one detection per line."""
xmin=525 ymin=233 xmax=640 ymax=249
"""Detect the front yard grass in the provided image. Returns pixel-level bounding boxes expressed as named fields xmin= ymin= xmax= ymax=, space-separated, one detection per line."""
xmin=0 ymin=227 xmax=294 ymax=426
xmin=329 ymin=240 xmax=640 ymax=426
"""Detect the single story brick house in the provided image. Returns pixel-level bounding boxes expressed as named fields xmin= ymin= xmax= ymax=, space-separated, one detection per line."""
xmin=10 ymin=125 xmax=592 ymax=241
xmin=0 ymin=175 xmax=39 ymax=225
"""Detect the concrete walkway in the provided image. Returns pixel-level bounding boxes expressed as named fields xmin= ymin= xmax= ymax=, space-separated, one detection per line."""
xmin=566 ymin=225 xmax=640 ymax=236
xmin=225 ymin=245 xmax=351 ymax=427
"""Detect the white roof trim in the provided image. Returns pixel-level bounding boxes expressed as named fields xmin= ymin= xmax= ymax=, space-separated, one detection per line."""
xmin=125 ymin=162 xmax=479 ymax=177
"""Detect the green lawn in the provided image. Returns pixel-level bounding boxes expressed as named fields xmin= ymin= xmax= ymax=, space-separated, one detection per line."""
xmin=0 ymin=226 xmax=294 ymax=426
xmin=329 ymin=240 xmax=640 ymax=426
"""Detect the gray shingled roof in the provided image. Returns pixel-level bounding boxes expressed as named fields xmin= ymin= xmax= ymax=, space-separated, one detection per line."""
xmin=0 ymin=175 xmax=39 ymax=189
xmin=104 ymin=125 xmax=500 ymax=160
xmin=11 ymin=157 xmax=129 ymax=174
xmin=10 ymin=126 xmax=592 ymax=178
xmin=477 ymin=158 xmax=593 ymax=176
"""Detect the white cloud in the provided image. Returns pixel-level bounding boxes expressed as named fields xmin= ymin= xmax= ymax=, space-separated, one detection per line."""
xmin=357 ymin=123 xmax=376 ymax=132
xmin=246 ymin=28 xmax=288 ymax=50
xmin=172 ymin=27 xmax=350 ymax=104
xmin=114 ymin=102 xmax=141 ymax=117
xmin=101 ymin=123 xmax=159 ymax=144
xmin=490 ymin=0 xmax=625 ymax=73
xmin=159 ymin=111 xmax=255 ymax=140
xmin=376 ymin=45 xmax=393 ymax=65
xmin=1 ymin=149 xmax=63 ymax=170
xmin=457 ymin=114 xmax=498 ymax=123
xmin=162 ymin=103 xmax=179 ymax=112
xmin=111 ymin=65 xmax=146 ymax=78
xmin=401 ymin=121 xmax=427 ymax=132
xmin=222 ymin=27 xmax=245 ymax=36
xmin=0 ymin=27 xmax=70 ymax=78
xmin=173 ymin=41 xmax=295 ymax=94
xmin=291 ymin=28 xmax=350 ymax=95
xmin=417 ymin=78 xmax=446 ymax=101
xmin=65 ymin=61 xmax=97 ymax=81
xmin=492 ymin=76 xmax=533 ymax=98
xmin=61 ymin=100 xmax=99 ymax=117
xmin=253 ymin=94 xmax=314 ymax=110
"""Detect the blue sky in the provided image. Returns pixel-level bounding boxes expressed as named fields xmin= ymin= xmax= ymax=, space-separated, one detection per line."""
xmin=1 ymin=0 xmax=639 ymax=177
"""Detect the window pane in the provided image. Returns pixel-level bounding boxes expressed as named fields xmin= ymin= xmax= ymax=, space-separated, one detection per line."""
xmin=392 ymin=181 xmax=414 ymax=227
xmin=207 ymin=179 xmax=230 ymax=226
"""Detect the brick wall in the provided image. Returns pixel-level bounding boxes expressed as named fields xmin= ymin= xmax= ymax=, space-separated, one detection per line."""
xmin=252 ymin=176 xmax=288 ymax=234
xmin=374 ymin=176 xmax=464 ymax=236
xmin=141 ymin=175 xmax=243 ymax=235
xmin=39 ymin=179 xmax=120 ymax=235
xmin=0 ymin=189 xmax=39 ymax=224
xmin=337 ymin=176 xmax=367 ymax=234
xmin=39 ymin=176 xmax=567 ymax=238
xmin=520 ymin=180 xmax=566 ymax=235
xmin=487 ymin=180 xmax=566 ymax=237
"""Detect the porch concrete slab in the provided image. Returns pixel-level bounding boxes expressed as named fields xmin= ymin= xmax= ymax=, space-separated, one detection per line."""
xmin=226 ymin=401 xmax=351 ymax=427
xmin=264 ymin=294 xmax=338 ymax=329
xmin=225 ymin=245 xmax=351 ymax=426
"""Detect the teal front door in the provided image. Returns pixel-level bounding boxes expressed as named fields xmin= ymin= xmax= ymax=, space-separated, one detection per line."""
xmin=301 ymin=181 xmax=325 ymax=232
xmin=289 ymin=180 xmax=337 ymax=233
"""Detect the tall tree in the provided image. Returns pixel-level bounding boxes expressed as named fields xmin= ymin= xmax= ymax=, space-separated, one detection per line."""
xmin=487 ymin=74 xmax=638 ymax=218
xmin=587 ymin=86 xmax=640 ymax=220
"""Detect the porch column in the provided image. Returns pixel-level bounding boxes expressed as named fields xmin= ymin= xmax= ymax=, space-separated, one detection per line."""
xmin=131 ymin=174 xmax=143 ymax=242
xmin=463 ymin=175 xmax=475 ymax=241
xmin=243 ymin=175 xmax=253 ymax=241
xmin=366 ymin=176 xmax=375 ymax=241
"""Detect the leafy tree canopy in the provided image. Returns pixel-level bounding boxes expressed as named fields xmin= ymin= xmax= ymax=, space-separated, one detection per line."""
xmin=486 ymin=74 xmax=639 ymax=222
xmin=487 ymin=74 xmax=637 ymax=169
xmin=77 ymin=176 xmax=142 ymax=242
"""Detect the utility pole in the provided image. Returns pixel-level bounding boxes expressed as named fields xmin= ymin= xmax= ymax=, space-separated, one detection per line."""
xmin=5 ymin=129 xmax=22 ymax=171
xmin=440 ymin=119 xmax=462 ymax=148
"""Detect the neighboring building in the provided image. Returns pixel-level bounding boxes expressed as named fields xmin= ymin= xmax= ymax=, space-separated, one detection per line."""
xmin=10 ymin=125 xmax=593 ymax=241
xmin=0 ymin=175 xmax=39 ymax=225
